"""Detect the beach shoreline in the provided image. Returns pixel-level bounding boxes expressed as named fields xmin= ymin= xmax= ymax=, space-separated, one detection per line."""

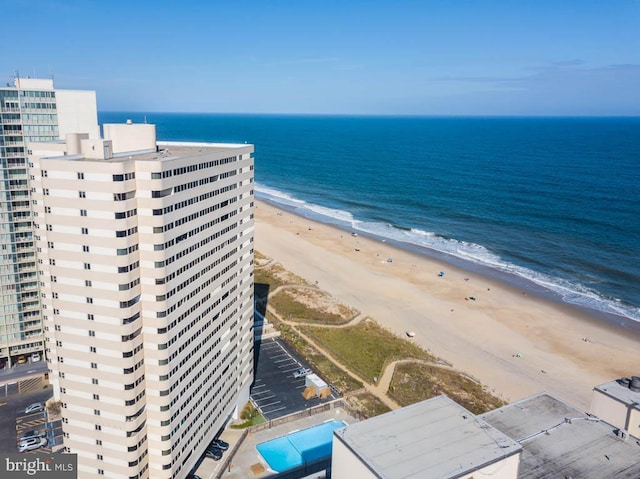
xmin=254 ymin=199 xmax=640 ymax=411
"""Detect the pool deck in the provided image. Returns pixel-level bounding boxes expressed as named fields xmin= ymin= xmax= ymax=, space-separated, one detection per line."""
xmin=195 ymin=407 xmax=358 ymax=479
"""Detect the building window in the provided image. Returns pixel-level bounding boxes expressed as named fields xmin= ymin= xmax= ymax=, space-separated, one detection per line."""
xmin=83 ymin=245 xmax=90 ymax=252
xmin=97 ymin=454 xmax=103 ymax=461
xmin=94 ymin=409 xmax=100 ymax=416
xmin=92 ymin=378 xmax=99 ymax=385
xmin=80 ymin=209 xmax=87 ymax=216
xmin=47 ymin=241 xmax=54 ymax=249
xmin=51 ymin=276 xmax=57 ymax=282
xmin=49 ymin=259 xmax=55 ymax=265
xmin=96 ymin=439 xmax=102 ymax=445
xmin=79 ymin=191 xmax=86 ymax=198
xmin=93 ymin=394 xmax=99 ymax=400
xmin=77 ymin=172 xmax=84 ymax=179
xmin=88 ymin=314 xmax=94 ymax=320
xmin=45 ymin=206 xmax=51 ymax=213
xmin=91 ymin=362 xmax=97 ymax=369
xmin=84 ymin=263 xmax=91 ymax=270
xmin=90 ymin=346 xmax=96 ymax=353
xmin=42 ymin=170 xmax=48 ymax=177
xmin=43 ymin=188 xmax=49 ymax=195
xmin=98 ymin=470 xmax=104 ymax=476
xmin=87 ymin=297 xmax=93 ymax=304
xmin=95 ymin=425 xmax=101 ymax=431
xmin=85 ymin=280 xmax=92 ymax=287
xmin=89 ymin=330 xmax=95 ymax=337
xmin=82 ymin=227 xmax=88 ymax=234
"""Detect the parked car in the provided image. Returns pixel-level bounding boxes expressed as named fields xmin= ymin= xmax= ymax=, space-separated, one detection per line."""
xmin=205 ymin=446 xmax=223 ymax=461
xmin=293 ymin=367 xmax=312 ymax=379
xmin=31 ymin=352 xmax=41 ymax=362
xmin=24 ymin=403 xmax=44 ymax=414
xmin=212 ymin=438 xmax=229 ymax=451
xmin=19 ymin=430 xmax=46 ymax=442
xmin=18 ymin=437 xmax=47 ymax=453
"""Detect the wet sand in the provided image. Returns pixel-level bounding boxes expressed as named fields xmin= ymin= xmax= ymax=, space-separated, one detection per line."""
xmin=254 ymin=200 xmax=640 ymax=410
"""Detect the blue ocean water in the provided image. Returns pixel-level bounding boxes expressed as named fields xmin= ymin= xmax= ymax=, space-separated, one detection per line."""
xmin=99 ymin=113 xmax=640 ymax=324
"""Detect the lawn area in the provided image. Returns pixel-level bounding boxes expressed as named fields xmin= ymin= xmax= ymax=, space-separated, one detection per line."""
xmin=270 ymin=288 xmax=357 ymax=325
xmin=276 ymin=322 xmax=363 ymax=394
xmin=230 ymin=402 xmax=266 ymax=429
xmin=388 ymin=362 xmax=505 ymax=414
xmin=302 ymin=319 xmax=433 ymax=383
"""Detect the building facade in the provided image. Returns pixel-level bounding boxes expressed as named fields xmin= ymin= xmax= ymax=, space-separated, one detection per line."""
xmin=31 ymin=123 xmax=255 ymax=478
xmin=0 ymin=77 xmax=98 ymax=367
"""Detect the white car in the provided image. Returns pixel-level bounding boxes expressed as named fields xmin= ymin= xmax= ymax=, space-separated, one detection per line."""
xmin=293 ymin=368 xmax=312 ymax=379
xmin=18 ymin=437 xmax=47 ymax=452
xmin=31 ymin=352 xmax=41 ymax=362
xmin=24 ymin=403 xmax=44 ymax=414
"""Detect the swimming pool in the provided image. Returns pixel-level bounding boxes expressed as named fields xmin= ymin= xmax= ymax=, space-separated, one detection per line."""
xmin=256 ymin=419 xmax=347 ymax=472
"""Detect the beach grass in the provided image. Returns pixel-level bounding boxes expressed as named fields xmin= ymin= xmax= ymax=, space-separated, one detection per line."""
xmin=302 ymin=320 xmax=434 ymax=383
xmin=254 ymin=261 xmax=310 ymax=294
xmin=270 ymin=288 xmax=356 ymax=325
xmin=346 ymin=391 xmax=392 ymax=419
xmin=388 ymin=362 xmax=505 ymax=414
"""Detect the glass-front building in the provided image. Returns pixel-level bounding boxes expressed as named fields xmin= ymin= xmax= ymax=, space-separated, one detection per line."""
xmin=0 ymin=77 xmax=97 ymax=367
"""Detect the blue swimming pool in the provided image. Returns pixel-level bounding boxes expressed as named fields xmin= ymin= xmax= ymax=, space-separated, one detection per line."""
xmin=256 ymin=419 xmax=347 ymax=472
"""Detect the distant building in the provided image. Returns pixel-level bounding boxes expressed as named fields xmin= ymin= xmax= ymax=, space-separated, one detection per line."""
xmin=332 ymin=395 xmax=522 ymax=478
xmin=482 ymin=392 xmax=640 ymax=478
xmin=0 ymin=77 xmax=98 ymax=367
xmin=590 ymin=376 xmax=640 ymax=440
xmin=31 ymin=116 xmax=255 ymax=477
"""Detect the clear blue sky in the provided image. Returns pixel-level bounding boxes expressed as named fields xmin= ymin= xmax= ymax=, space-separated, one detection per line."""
xmin=2 ymin=0 xmax=639 ymax=115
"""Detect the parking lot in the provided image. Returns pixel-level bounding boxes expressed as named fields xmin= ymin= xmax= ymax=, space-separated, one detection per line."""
xmin=0 ymin=388 xmax=61 ymax=454
xmin=250 ymin=337 xmax=338 ymax=420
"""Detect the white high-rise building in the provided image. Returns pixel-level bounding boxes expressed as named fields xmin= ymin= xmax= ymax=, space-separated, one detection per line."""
xmin=31 ymin=118 xmax=255 ymax=478
xmin=0 ymin=77 xmax=98 ymax=367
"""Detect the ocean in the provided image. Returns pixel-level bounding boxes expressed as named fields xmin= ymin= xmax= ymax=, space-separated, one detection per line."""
xmin=99 ymin=113 xmax=640 ymax=325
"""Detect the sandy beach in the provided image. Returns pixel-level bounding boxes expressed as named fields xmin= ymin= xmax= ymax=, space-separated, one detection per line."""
xmin=254 ymin=200 xmax=640 ymax=411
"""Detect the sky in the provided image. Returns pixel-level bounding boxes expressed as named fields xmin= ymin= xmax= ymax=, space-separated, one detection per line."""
xmin=2 ymin=0 xmax=640 ymax=115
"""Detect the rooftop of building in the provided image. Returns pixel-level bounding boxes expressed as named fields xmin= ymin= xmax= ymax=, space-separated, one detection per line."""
xmin=35 ymin=139 xmax=251 ymax=164
xmin=593 ymin=376 xmax=640 ymax=405
xmin=334 ymin=395 xmax=522 ymax=479
xmin=481 ymin=393 xmax=640 ymax=479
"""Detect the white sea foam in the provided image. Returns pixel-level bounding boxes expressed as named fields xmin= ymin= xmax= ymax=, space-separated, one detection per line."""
xmin=255 ymin=185 xmax=640 ymax=323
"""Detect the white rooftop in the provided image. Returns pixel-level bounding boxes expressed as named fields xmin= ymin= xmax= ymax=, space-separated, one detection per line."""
xmin=594 ymin=377 xmax=640 ymax=405
xmin=334 ymin=395 xmax=521 ymax=478
xmin=481 ymin=393 xmax=640 ymax=478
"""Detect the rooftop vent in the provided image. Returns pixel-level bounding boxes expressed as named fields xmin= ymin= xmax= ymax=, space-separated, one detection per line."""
xmin=630 ymin=376 xmax=640 ymax=393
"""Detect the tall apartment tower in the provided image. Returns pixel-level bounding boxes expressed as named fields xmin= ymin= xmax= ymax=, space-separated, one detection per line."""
xmin=31 ymin=123 xmax=255 ymax=478
xmin=0 ymin=77 xmax=98 ymax=367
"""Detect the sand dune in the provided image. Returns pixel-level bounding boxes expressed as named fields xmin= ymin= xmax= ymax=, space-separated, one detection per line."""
xmin=254 ymin=200 xmax=640 ymax=410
